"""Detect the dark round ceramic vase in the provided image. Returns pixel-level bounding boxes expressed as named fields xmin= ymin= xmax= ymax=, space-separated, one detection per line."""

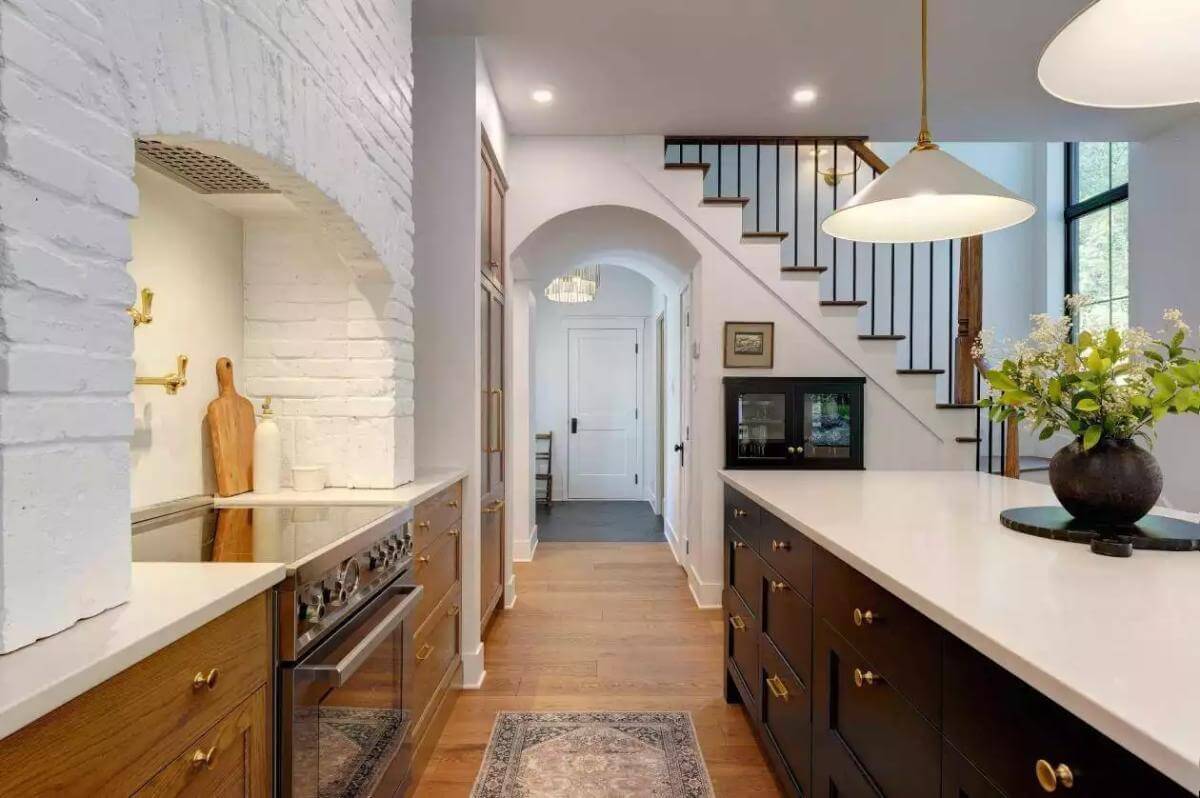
xmin=1048 ymin=438 xmax=1163 ymax=526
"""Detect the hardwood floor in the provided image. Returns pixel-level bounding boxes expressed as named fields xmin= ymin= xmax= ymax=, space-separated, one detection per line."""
xmin=410 ymin=542 xmax=782 ymax=796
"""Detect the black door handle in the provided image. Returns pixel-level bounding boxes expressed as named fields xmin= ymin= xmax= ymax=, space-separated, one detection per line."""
xmin=673 ymin=443 xmax=684 ymax=452
xmin=571 ymin=418 xmax=578 ymax=434
xmin=674 ymin=442 xmax=684 ymax=467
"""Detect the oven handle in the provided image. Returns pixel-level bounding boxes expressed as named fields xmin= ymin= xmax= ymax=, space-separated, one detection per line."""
xmin=296 ymin=583 xmax=424 ymax=688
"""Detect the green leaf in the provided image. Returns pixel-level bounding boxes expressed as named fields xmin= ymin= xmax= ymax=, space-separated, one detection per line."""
xmin=1075 ymin=397 xmax=1100 ymax=412
xmin=1172 ymin=329 xmax=1186 ymax=349
xmin=1048 ymin=378 xmax=1062 ymax=403
xmin=1039 ymin=426 xmax=1056 ymax=441
xmin=1130 ymin=395 xmax=1151 ymax=409
xmin=1152 ymin=404 xmax=1169 ymax=422
xmin=1086 ymin=349 xmax=1105 ymax=374
xmin=1153 ymin=372 xmax=1177 ymax=393
xmin=1078 ymin=331 xmax=1094 ymax=350
xmin=1000 ymin=390 xmax=1035 ymax=406
xmin=1083 ymin=425 xmax=1102 ymax=451
xmin=1174 ymin=391 xmax=1191 ymax=413
xmin=1105 ymin=328 xmax=1122 ymax=352
xmin=1145 ymin=350 xmax=1165 ymax=364
xmin=985 ymin=369 xmax=1018 ymax=391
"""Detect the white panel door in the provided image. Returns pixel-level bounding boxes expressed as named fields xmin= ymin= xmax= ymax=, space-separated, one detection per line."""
xmin=567 ymin=327 xmax=640 ymax=499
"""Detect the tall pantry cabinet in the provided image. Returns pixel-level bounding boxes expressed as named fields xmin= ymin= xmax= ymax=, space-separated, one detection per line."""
xmin=479 ymin=134 xmax=506 ymax=632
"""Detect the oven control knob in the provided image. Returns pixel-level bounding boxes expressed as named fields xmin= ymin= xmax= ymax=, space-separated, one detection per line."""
xmin=302 ymin=595 xmax=325 ymax=624
xmin=368 ymin=547 xmax=383 ymax=570
xmin=336 ymin=558 xmax=360 ymax=598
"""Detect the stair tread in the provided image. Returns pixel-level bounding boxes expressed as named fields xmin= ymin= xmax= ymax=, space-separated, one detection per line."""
xmin=955 ymin=436 xmax=982 ymax=443
xmin=897 ymin=368 xmax=946 ymax=375
xmin=781 ymin=266 xmax=828 ymax=273
xmin=703 ymin=196 xmax=751 ymax=205
xmin=936 ymin=403 xmax=979 ymax=410
xmin=742 ymin=231 xmax=789 ymax=241
xmin=859 ymin=334 xmax=906 ymax=340
xmin=820 ymin=300 xmax=868 ymax=307
xmin=665 ymin=162 xmax=710 ymax=173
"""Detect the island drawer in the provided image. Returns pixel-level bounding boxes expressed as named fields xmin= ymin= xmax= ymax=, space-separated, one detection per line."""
xmin=761 ymin=562 xmax=812 ymax=686
xmin=814 ymin=621 xmax=940 ymax=798
xmin=724 ymin=485 xmax=761 ymax=543
xmin=760 ymin=511 xmax=813 ymax=600
xmin=814 ymin=546 xmax=941 ymax=722
xmin=942 ymin=739 xmax=1003 ymax=798
xmin=412 ymin=525 xmax=461 ymax=635
xmin=414 ymin=482 xmax=462 ymax=553
xmin=411 ymin=586 xmax=461 ymax=727
xmin=0 ymin=593 xmax=270 ymax=796
xmin=727 ymin=529 xmax=761 ymax=617
xmin=725 ymin=587 xmax=759 ymax=706
xmin=944 ymin=635 xmax=1191 ymax=798
xmin=760 ymin=636 xmax=811 ymax=797
xmin=813 ymin=726 xmax=883 ymax=798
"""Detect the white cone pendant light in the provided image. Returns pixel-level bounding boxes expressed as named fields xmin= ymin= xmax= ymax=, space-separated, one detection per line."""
xmin=822 ymin=0 xmax=1036 ymax=244
xmin=1038 ymin=0 xmax=1200 ymax=109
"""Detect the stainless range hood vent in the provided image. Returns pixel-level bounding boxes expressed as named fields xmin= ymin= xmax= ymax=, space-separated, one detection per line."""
xmin=135 ymin=139 xmax=278 ymax=194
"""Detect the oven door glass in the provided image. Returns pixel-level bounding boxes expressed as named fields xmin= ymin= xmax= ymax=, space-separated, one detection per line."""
xmin=289 ymin=582 xmax=423 ymax=798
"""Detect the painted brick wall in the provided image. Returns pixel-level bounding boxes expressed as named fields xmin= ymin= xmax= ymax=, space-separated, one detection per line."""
xmin=0 ymin=0 xmax=415 ymax=651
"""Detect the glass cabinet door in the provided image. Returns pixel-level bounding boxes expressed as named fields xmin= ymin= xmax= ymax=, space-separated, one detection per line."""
xmin=800 ymin=391 xmax=854 ymax=461
xmin=735 ymin=392 xmax=791 ymax=464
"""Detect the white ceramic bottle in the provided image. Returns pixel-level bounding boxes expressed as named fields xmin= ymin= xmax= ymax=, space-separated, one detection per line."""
xmin=253 ymin=396 xmax=282 ymax=494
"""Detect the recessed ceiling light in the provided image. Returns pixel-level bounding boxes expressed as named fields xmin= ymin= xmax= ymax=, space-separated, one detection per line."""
xmin=791 ymin=87 xmax=818 ymax=105
xmin=532 ymin=89 xmax=554 ymax=104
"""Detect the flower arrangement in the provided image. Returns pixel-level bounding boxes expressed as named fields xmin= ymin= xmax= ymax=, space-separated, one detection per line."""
xmin=975 ymin=300 xmax=1200 ymax=451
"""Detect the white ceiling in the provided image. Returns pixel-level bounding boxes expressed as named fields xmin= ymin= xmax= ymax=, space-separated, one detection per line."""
xmin=415 ymin=0 xmax=1198 ymax=141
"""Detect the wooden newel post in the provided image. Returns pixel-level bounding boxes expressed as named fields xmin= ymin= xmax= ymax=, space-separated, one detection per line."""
xmin=1004 ymin=415 xmax=1020 ymax=479
xmin=954 ymin=235 xmax=983 ymax=405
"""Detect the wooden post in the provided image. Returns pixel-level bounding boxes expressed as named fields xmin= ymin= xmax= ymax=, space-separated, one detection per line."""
xmin=954 ymin=235 xmax=983 ymax=405
xmin=1004 ymin=415 xmax=1021 ymax=479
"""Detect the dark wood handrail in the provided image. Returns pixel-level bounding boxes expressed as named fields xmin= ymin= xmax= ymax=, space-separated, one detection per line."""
xmin=844 ymin=140 xmax=890 ymax=176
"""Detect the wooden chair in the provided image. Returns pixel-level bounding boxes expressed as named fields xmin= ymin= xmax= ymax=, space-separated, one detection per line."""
xmin=535 ymin=432 xmax=553 ymax=510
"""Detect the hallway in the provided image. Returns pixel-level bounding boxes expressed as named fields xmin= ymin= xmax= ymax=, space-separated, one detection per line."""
xmin=536 ymin=501 xmax=665 ymax=542
xmin=411 ymin=543 xmax=782 ymax=796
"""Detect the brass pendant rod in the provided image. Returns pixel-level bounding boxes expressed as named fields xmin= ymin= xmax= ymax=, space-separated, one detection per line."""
xmin=915 ymin=0 xmax=938 ymax=151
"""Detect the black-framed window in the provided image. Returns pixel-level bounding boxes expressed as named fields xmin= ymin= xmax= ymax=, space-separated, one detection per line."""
xmin=1065 ymin=142 xmax=1129 ymax=334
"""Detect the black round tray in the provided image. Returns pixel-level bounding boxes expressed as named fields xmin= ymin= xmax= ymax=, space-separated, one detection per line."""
xmin=999 ymin=506 xmax=1200 ymax=558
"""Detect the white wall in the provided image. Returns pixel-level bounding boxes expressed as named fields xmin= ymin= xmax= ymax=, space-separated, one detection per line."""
xmin=1130 ymin=113 xmax=1200 ymax=512
xmin=128 ymin=166 xmax=244 ymax=508
xmin=533 ymin=265 xmax=656 ymax=500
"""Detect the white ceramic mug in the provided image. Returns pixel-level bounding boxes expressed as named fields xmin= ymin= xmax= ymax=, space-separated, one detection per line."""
xmin=292 ymin=465 xmax=326 ymax=492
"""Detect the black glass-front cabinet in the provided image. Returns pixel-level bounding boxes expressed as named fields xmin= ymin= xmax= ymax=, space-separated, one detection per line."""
xmin=723 ymin=377 xmax=865 ymax=469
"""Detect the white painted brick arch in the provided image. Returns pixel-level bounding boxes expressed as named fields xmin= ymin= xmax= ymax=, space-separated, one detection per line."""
xmin=0 ymin=0 xmax=414 ymax=650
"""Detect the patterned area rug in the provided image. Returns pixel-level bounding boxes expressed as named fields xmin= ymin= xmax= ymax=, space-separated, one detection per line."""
xmin=470 ymin=711 xmax=714 ymax=798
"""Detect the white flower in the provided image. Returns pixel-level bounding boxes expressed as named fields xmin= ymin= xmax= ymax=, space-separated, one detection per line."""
xmin=1163 ymin=308 xmax=1191 ymax=335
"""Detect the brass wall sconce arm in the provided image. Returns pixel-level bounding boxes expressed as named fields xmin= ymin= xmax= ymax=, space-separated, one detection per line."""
xmin=136 ymin=354 xmax=189 ymax=394
xmin=128 ymin=287 xmax=154 ymax=327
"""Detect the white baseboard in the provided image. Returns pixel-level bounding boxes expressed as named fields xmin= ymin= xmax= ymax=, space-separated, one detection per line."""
xmin=663 ymin=517 xmax=684 ymax=564
xmin=646 ymin=490 xmax=659 ymax=515
xmin=513 ymin=524 xmax=539 ymax=562
xmin=687 ymin=564 xmax=722 ymax=609
xmin=504 ymin=573 xmax=517 ymax=609
xmin=461 ymin=642 xmax=487 ymax=689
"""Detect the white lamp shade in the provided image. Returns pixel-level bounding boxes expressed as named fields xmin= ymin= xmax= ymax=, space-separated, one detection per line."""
xmin=821 ymin=147 xmax=1036 ymax=244
xmin=1038 ymin=0 xmax=1200 ymax=109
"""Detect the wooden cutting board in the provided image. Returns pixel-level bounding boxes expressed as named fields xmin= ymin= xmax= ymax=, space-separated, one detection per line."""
xmin=207 ymin=357 xmax=255 ymax=497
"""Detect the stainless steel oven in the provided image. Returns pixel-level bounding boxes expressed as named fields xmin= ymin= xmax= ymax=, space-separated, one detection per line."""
xmin=282 ymin=577 xmax=423 ymax=797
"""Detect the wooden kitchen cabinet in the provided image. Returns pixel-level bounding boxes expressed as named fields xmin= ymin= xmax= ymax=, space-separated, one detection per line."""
xmin=480 ymin=133 xmax=507 ymax=291
xmin=0 ymin=593 xmax=272 ymax=797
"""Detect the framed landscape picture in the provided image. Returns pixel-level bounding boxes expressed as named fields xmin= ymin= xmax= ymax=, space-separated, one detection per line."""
xmin=724 ymin=321 xmax=774 ymax=368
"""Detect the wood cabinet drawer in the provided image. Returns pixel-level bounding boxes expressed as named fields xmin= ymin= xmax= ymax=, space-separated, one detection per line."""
xmin=942 ymin=739 xmax=1003 ymax=798
xmin=414 ymin=482 xmax=462 ymax=554
xmin=134 ymin=688 xmax=268 ymax=797
xmin=412 ymin=585 xmax=461 ymax=725
xmin=760 ymin=511 xmax=813 ymax=602
xmin=814 ymin=546 xmax=941 ymax=722
xmin=412 ymin=526 xmax=460 ymax=635
xmin=814 ymin=621 xmax=940 ymax=797
xmin=724 ymin=485 xmax=760 ymax=544
xmin=944 ymin=635 xmax=1191 ymax=798
xmin=761 ymin=562 xmax=812 ymax=688
xmin=0 ymin=593 xmax=270 ymax=796
xmin=725 ymin=586 xmax=759 ymax=706
xmin=760 ymin=636 xmax=811 ymax=797
xmin=727 ymin=529 xmax=761 ymax=618
xmin=812 ymin=726 xmax=882 ymax=798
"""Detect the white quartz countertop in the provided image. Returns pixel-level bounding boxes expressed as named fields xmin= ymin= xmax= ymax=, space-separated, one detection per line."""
xmin=0 ymin=562 xmax=284 ymax=742
xmin=719 ymin=469 xmax=1200 ymax=792
xmin=214 ymin=467 xmax=466 ymax=508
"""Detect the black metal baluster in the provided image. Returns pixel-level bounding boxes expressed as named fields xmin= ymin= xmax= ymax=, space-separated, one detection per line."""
xmin=909 ymin=243 xmax=915 ymax=369
xmin=975 ymin=372 xmax=983 ymax=471
xmin=890 ymin=245 xmax=897 ymax=335
xmin=928 ymin=242 xmax=934 ymax=370
xmin=852 ymin=154 xmax=859 ymax=301
xmin=946 ymin=242 xmax=954 ymax=404
xmin=756 ymin=143 xmax=761 ymax=232
xmin=1000 ymin=417 xmax=1007 ymax=475
xmin=812 ymin=142 xmax=818 ymax=270
xmin=775 ymin=139 xmax=781 ymax=235
xmin=737 ymin=140 xmax=742 ymax=199
xmin=832 ymin=143 xmax=839 ymax=300
xmin=794 ymin=142 xmax=800 ymax=267
xmin=717 ymin=143 xmax=723 ymax=198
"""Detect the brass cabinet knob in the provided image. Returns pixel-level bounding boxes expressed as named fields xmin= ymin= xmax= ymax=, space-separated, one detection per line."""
xmin=787 ymin=446 xmax=796 ymax=454
xmin=192 ymin=668 xmax=219 ymax=691
xmin=853 ymin=668 xmax=881 ymax=688
xmin=769 ymin=580 xmax=789 ymax=593
xmin=771 ymin=539 xmax=791 ymax=552
xmin=417 ymin=555 xmax=431 ymax=564
xmin=1035 ymin=760 xmax=1075 ymax=792
xmin=416 ymin=521 xmax=431 ymax=530
xmin=447 ymin=604 xmax=461 ymax=617
xmin=733 ymin=540 xmax=747 ymax=550
xmin=852 ymin=608 xmax=878 ymax=627
xmin=416 ymin=643 xmax=435 ymax=662
xmin=728 ymin=615 xmax=747 ymax=631
xmin=448 ymin=528 xmax=460 ymax=537
xmin=732 ymin=508 xmax=749 ymax=519
xmin=766 ymin=674 xmax=790 ymax=702
xmin=190 ymin=745 xmax=216 ymax=770
xmin=448 ymin=499 xmax=460 ymax=509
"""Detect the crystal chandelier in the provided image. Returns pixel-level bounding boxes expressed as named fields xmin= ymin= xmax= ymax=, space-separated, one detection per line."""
xmin=544 ymin=266 xmax=600 ymax=303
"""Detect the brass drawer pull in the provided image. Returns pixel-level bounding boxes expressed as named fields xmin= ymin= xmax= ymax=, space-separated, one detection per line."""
xmin=732 ymin=508 xmax=749 ymax=519
xmin=852 ymin=608 xmax=878 ymax=627
xmin=787 ymin=446 xmax=796 ymax=454
xmin=416 ymin=521 xmax=431 ymax=531
xmin=1036 ymin=760 xmax=1075 ymax=792
xmin=853 ymin=668 xmax=882 ymax=688
xmin=190 ymin=745 xmax=216 ymax=770
xmin=766 ymin=674 xmax=790 ymax=702
xmin=769 ymin=581 xmax=789 ymax=593
xmin=449 ymin=528 xmax=460 ymax=537
xmin=728 ymin=615 xmax=747 ymax=631
xmin=416 ymin=643 xmax=435 ymax=662
xmin=771 ymin=539 xmax=791 ymax=552
xmin=483 ymin=500 xmax=505 ymax=514
xmin=447 ymin=604 xmax=461 ymax=617
xmin=448 ymin=499 xmax=459 ymax=509
xmin=191 ymin=668 xmax=219 ymax=691
xmin=733 ymin=540 xmax=747 ymax=549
